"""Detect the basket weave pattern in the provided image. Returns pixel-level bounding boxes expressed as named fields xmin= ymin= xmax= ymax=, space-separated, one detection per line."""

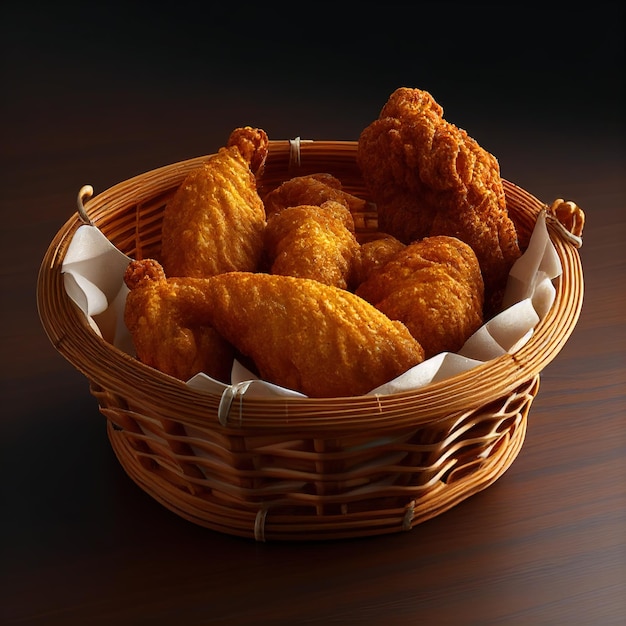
xmin=37 ymin=141 xmax=584 ymax=541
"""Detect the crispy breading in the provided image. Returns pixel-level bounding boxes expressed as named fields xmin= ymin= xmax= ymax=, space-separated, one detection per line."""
xmin=357 ymin=87 xmax=520 ymax=315
xmin=356 ymin=236 xmax=484 ymax=358
xmin=202 ymin=272 xmax=425 ymax=397
xmin=264 ymin=201 xmax=362 ymax=290
xmin=160 ymin=126 xmax=268 ymax=278
xmin=226 ymin=126 xmax=269 ymax=176
xmin=123 ymin=259 xmax=234 ymax=382
xmin=262 ymin=173 xmax=367 ymax=217
xmin=357 ymin=235 xmax=406 ymax=284
xmin=123 ymin=260 xmax=424 ymax=396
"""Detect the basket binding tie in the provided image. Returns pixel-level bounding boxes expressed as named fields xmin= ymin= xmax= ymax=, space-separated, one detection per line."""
xmin=288 ymin=137 xmax=313 ymax=172
xmin=254 ymin=507 xmax=269 ymax=542
xmin=218 ymin=381 xmax=252 ymax=427
xmin=402 ymin=500 xmax=416 ymax=531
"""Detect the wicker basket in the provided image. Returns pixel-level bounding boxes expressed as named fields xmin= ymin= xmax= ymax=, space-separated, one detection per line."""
xmin=37 ymin=140 xmax=584 ymax=541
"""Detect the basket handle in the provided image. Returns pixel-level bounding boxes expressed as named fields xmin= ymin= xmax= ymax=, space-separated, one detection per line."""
xmin=77 ymin=185 xmax=95 ymax=225
xmin=545 ymin=199 xmax=584 ymax=248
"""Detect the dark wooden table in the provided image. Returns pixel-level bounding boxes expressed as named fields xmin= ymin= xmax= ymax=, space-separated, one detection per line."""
xmin=2 ymin=5 xmax=624 ymax=625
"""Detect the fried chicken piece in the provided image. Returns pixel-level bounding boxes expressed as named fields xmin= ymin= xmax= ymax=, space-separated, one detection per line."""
xmin=264 ymin=201 xmax=362 ymax=290
xmin=160 ymin=126 xmax=269 ymax=278
xmin=226 ymin=126 xmax=269 ymax=176
xmin=357 ymin=235 xmax=406 ymax=284
xmin=202 ymin=272 xmax=425 ymax=397
xmin=123 ymin=259 xmax=234 ymax=382
xmin=356 ymin=236 xmax=484 ymax=359
xmin=357 ymin=87 xmax=521 ymax=315
xmin=262 ymin=173 xmax=367 ymax=217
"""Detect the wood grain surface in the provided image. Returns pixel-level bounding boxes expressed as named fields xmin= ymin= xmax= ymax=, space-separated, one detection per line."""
xmin=1 ymin=4 xmax=624 ymax=624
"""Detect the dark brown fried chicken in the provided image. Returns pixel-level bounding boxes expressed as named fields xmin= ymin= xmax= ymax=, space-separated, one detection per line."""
xmin=357 ymin=87 xmax=521 ymax=315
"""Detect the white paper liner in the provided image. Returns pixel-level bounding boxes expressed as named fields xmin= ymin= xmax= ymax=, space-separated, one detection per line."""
xmin=61 ymin=209 xmax=561 ymax=418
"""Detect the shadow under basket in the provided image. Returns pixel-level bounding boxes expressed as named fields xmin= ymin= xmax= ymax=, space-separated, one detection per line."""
xmin=37 ymin=140 xmax=585 ymax=541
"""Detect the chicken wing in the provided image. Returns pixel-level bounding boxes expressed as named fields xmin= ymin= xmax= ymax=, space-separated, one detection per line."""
xmin=160 ymin=126 xmax=269 ymax=278
xmin=262 ymin=173 xmax=367 ymax=217
xmin=356 ymin=236 xmax=484 ymax=358
xmin=264 ymin=200 xmax=362 ymax=290
xmin=357 ymin=87 xmax=520 ymax=315
xmin=357 ymin=235 xmax=406 ymax=284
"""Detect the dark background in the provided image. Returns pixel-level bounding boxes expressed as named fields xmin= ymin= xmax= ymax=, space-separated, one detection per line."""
xmin=3 ymin=2 xmax=623 ymax=187
xmin=1 ymin=2 xmax=624 ymax=624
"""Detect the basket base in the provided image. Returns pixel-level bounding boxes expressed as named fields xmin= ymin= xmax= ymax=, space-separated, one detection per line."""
xmin=106 ymin=410 xmax=528 ymax=542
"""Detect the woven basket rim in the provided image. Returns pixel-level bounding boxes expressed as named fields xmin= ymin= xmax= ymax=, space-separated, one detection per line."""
xmin=37 ymin=140 xmax=585 ymax=431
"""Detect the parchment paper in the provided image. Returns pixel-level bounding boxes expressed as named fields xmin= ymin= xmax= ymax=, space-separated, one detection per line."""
xmin=62 ymin=209 xmax=560 ymax=407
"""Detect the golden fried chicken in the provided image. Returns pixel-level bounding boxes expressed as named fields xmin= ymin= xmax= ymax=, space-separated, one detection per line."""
xmin=357 ymin=235 xmax=406 ymax=284
xmin=264 ymin=201 xmax=362 ymax=290
xmin=357 ymin=87 xmax=521 ymax=315
xmin=356 ymin=236 xmax=484 ymax=359
xmin=226 ymin=126 xmax=269 ymax=176
xmin=160 ymin=126 xmax=269 ymax=278
xmin=262 ymin=173 xmax=367 ymax=217
xmin=201 ymin=272 xmax=425 ymax=397
xmin=123 ymin=259 xmax=234 ymax=382
xmin=124 ymin=261 xmax=424 ymax=396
